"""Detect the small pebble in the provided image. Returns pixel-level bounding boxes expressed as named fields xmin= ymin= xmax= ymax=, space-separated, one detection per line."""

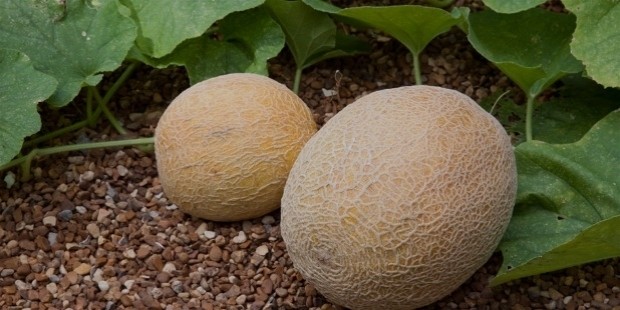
xmin=57 ymin=210 xmax=73 ymax=221
xmin=86 ymin=223 xmax=100 ymax=237
xmin=261 ymin=216 xmax=275 ymax=225
xmin=255 ymin=245 xmax=269 ymax=256
xmin=46 ymin=283 xmax=58 ymax=294
xmin=204 ymin=231 xmax=216 ymax=239
xmin=73 ymin=263 xmax=92 ymax=275
xmin=42 ymin=216 xmax=57 ymax=226
xmin=48 ymin=232 xmax=58 ymax=246
xmin=98 ymin=280 xmax=110 ymax=292
xmin=81 ymin=171 xmax=95 ymax=181
xmin=232 ymin=231 xmax=247 ymax=244
xmin=15 ymin=280 xmax=30 ymax=290
xmin=162 ymin=262 xmax=176 ymax=273
xmin=1 ymin=269 xmax=15 ymax=277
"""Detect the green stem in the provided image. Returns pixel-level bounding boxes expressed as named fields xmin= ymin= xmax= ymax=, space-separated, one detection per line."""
xmin=2 ymin=137 xmax=155 ymax=181
xmin=293 ymin=67 xmax=303 ymax=94
xmin=92 ymin=88 xmax=127 ymax=135
xmin=24 ymin=120 xmax=90 ymax=148
xmin=412 ymin=52 xmax=422 ymax=85
xmin=23 ymin=62 xmax=139 ymax=148
xmin=525 ymin=94 xmax=535 ymax=142
xmin=424 ymin=0 xmax=454 ymax=8
xmin=86 ymin=88 xmax=95 ymax=126
xmin=99 ymin=61 xmax=139 ymax=108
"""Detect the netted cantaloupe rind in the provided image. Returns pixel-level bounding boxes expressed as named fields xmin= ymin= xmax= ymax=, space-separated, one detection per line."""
xmin=156 ymin=73 xmax=317 ymax=222
xmin=281 ymin=85 xmax=516 ymax=309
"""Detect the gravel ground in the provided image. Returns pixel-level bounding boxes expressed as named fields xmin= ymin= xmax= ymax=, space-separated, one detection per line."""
xmin=2 ymin=8 xmax=620 ymax=310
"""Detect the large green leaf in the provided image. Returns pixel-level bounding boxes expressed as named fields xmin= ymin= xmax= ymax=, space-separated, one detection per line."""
xmin=0 ymin=0 xmax=136 ymax=106
xmin=0 ymin=50 xmax=57 ymax=166
xmin=122 ymin=0 xmax=264 ymax=58
xmin=480 ymin=76 xmax=620 ymax=144
xmin=563 ymin=0 xmax=620 ymax=88
xmin=481 ymin=0 xmax=546 ymax=13
xmin=139 ymin=7 xmax=285 ymax=84
xmin=265 ymin=0 xmax=369 ymax=92
xmin=304 ymin=0 xmax=465 ymax=59
xmin=265 ymin=0 xmax=337 ymax=69
xmin=493 ymin=110 xmax=620 ymax=285
xmin=467 ymin=8 xmax=583 ymax=98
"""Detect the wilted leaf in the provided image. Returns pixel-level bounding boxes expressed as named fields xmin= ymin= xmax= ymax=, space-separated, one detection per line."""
xmin=563 ymin=0 xmax=620 ymax=88
xmin=481 ymin=0 xmax=546 ymax=13
xmin=467 ymin=8 xmax=582 ymax=98
xmin=122 ymin=0 xmax=263 ymax=58
xmin=0 ymin=0 xmax=136 ymax=106
xmin=0 ymin=50 xmax=57 ymax=166
xmin=493 ymin=110 xmax=620 ymax=285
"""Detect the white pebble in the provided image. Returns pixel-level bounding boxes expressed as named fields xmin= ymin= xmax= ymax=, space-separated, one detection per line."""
xmin=261 ymin=215 xmax=275 ymax=225
xmin=116 ymin=165 xmax=129 ymax=176
xmin=232 ymin=231 xmax=247 ymax=244
xmin=236 ymin=294 xmax=247 ymax=305
xmin=14 ymin=280 xmax=30 ymax=290
xmin=75 ymin=206 xmax=87 ymax=214
xmin=124 ymin=249 xmax=136 ymax=259
xmin=80 ymin=170 xmax=95 ymax=181
xmin=563 ymin=296 xmax=573 ymax=304
xmin=97 ymin=280 xmax=110 ymax=292
xmin=163 ymin=262 xmax=176 ymax=273
xmin=48 ymin=232 xmax=58 ymax=246
xmin=124 ymin=280 xmax=135 ymax=290
xmin=255 ymin=245 xmax=269 ymax=256
xmin=46 ymin=283 xmax=58 ymax=295
xmin=42 ymin=216 xmax=57 ymax=226
xmin=203 ymin=231 xmax=216 ymax=239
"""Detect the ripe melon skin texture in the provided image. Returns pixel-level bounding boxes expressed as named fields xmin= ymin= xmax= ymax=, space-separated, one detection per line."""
xmin=281 ymin=85 xmax=517 ymax=309
xmin=155 ymin=73 xmax=317 ymax=222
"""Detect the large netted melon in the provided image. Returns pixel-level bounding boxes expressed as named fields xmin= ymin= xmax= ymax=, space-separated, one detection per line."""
xmin=281 ymin=85 xmax=516 ymax=309
xmin=155 ymin=73 xmax=316 ymax=222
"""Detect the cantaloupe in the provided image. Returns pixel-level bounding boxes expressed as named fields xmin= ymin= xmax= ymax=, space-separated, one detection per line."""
xmin=281 ymin=85 xmax=516 ymax=309
xmin=155 ymin=73 xmax=316 ymax=222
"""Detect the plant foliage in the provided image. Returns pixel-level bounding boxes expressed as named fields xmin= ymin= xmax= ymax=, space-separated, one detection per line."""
xmin=0 ymin=50 xmax=56 ymax=165
xmin=562 ymin=0 xmax=620 ymax=88
xmin=494 ymin=110 xmax=620 ymax=284
xmin=121 ymin=0 xmax=264 ymax=58
xmin=0 ymin=0 xmax=136 ymax=106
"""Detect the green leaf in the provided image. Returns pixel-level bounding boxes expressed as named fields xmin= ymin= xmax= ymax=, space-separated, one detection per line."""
xmin=122 ymin=0 xmax=264 ymax=58
xmin=303 ymin=32 xmax=371 ymax=69
xmin=266 ymin=0 xmax=369 ymax=92
xmin=0 ymin=50 xmax=57 ymax=166
xmin=493 ymin=110 xmax=620 ymax=285
xmin=303 ymin=0 xmax=465 ymax=85
xmin=135 ymin=7 xmax=285 ymax=84
xmin=563 ymin=0 xmax=620 ymax=88
xmin=265 ymin=0 xmax=338 ymax=69
xmin=304 ymin=0 xmax=465 ymax=59
xmin=0 ymin=0 xmax=136 ymax=107
xmin=467 ymin=8 xmax=582 ymax=98
xmin=481 ymin=0 xmax=546 ymax=13
xmin=480 ymin=76 xmax=620 ymax=144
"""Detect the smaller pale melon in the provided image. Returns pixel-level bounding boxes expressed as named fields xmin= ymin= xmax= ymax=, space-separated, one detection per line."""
xmin=281 ymin=85 xmax=517 ymax=309
xmin=155 ymin=73 xmax=316 ymax=222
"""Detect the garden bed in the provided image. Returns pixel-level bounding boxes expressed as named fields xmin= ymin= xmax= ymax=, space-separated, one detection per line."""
xmin=1 ymin=1 xmax=620 ymax=309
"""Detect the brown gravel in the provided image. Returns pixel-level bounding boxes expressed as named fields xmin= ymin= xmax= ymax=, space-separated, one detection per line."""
xmin=2 ymin=7 xmax=620 ymax=310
